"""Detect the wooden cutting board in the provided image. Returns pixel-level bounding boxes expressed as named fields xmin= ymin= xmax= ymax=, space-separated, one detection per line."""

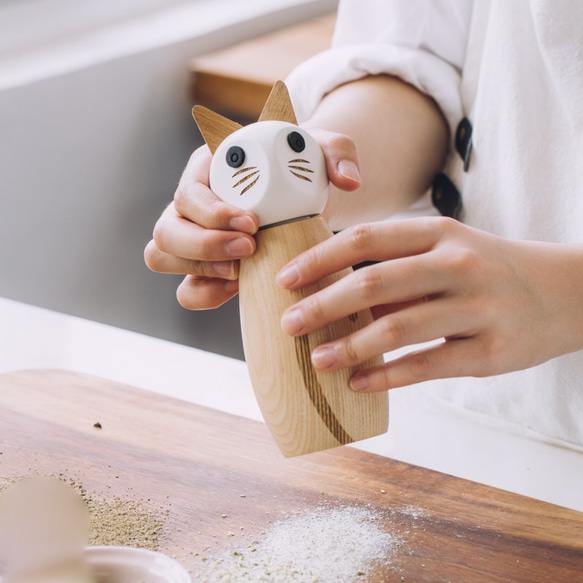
xmin=0 ymin=370 xmax=581 ymax=582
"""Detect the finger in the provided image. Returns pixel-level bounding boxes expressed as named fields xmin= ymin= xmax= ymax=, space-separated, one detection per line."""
xmin=280 ymin=252 xmax=447 ymax=336
xmin=349 ymin=337 xmax=484 ymax=392
xmin=144 ymin=240 xmax=239 ymax=280
xmin=177 ymin=275 xmax=239 ymax=310
xmin=175 ymin=181 xmax=258 ymax=234
xmin=311 ymin=296 xmax=469 ymax=371
xmin=308 ymin=129 xmax=361 ymax=192
xmin=153 ymin=209 xmax=256 ymax=262
xmin=370 ymin=297 xmax=428 ymax=320
xmin=276 ymin=217 xmax=451 ymax=289
xmin=176 ymin=147 xmax=258 ymax=234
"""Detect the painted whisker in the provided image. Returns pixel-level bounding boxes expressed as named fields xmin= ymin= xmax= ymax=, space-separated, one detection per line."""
xmin=289 ymin=165 xmax=314 ymax=173
xmin=232 ymin=166 xmax=257 ymax=177
xmin=233 ymin=170 xmax=259 ymax=188
xmin=240 ymin=176 xmax=259 ymax=195
xmin=290 ymin=171 xmax=313 ymax=182
xmin=289 ymin=158 xmax=313 ymax=182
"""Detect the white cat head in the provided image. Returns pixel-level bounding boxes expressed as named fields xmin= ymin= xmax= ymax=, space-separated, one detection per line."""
xmin=193 ymin=82 xmax=328 ymax=228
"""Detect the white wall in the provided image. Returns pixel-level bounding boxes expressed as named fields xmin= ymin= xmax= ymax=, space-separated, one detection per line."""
xmin=0 ymin=0 xmax=337 ymax=359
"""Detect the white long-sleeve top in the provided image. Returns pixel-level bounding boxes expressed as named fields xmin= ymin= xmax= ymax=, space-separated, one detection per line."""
xmin=286 ymin=0 xmax=583 ymax=450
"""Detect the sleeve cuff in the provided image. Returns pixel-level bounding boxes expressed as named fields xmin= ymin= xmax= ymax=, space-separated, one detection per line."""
xmin=286 ymin=43 xmax=463 ymax=140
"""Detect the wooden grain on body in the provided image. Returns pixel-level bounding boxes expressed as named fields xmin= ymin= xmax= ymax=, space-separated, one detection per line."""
xmin=192 ymin=83 xmax=388 ymax=458
xmin=0 ymin=370 xmax=582 ymax=582
xmin=239 ymin=216 xmax=388 ymax=457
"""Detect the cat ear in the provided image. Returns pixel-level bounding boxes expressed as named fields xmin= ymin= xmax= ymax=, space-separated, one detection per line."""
xmin=192 ymin=105 xmax=243 ymax=154
xmin=258 ymin=80 xmax=298 ymax=125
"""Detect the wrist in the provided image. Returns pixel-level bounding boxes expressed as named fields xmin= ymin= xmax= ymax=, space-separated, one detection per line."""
xmin=514 ymin=240 xmax=583 ymax=358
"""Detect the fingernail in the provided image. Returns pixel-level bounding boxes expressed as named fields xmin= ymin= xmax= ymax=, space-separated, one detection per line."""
xmin=276 ymin=263 xmax=300 ymax=287
xmin=311 ymin=345 xmax=337 ymax=370
xmin=338 ymin=160 xmax=361 ymax=183
xmin=213 ymin=261 xmax=237 ymax=279
xmin=230 ymin=215 xmax=257 ymax=235
xmin=226 ymin=237 xmax=254 ymax=258
xmin=281 ymin=308 xmax=305 ymax=335
xmin=350 ymin=373 xmax=369 ymax=392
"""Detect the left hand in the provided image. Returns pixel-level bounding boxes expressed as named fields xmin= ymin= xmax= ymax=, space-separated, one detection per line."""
xmin=276 ymin=217 xmax=583 ymax=392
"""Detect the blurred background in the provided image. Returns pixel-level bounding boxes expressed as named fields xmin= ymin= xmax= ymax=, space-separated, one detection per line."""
xmin=0 ymin=0 xmax=337 ymax=360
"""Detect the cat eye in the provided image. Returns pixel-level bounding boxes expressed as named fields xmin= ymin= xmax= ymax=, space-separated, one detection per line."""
xmin=226 ymin=146 xmax=245 ymax=168
xmin=287 ymin=131 xmax=306 ymax=153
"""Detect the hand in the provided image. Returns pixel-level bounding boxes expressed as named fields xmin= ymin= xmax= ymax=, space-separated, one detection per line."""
xmin=144 ymin=131 xmax=362 ymax=310
xmin=145 ymin=75 xmax=448 ymax=311
xmin=276 ymin=217 xmax=583 ymax=391
xmin=144 ymin=146 xmax=258 ymax=309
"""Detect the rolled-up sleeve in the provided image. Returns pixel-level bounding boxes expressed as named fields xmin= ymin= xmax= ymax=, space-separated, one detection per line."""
xmin=286 ymin=0 xmax=473 ymax=136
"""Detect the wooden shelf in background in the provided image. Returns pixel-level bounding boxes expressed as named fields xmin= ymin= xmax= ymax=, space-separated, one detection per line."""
xmin=190 ymin=13 xmax=335 ymax=119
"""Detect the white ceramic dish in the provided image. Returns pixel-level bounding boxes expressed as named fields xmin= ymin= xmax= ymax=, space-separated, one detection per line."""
xmin=0 ymin=546 xmax=190 ymax=583
xmin=85 ymin=546 xmax=191 ymax=583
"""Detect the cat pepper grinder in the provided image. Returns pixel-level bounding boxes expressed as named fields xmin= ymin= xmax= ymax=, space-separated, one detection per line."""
xmin=193 ymin=81 xmax=388 ymax=457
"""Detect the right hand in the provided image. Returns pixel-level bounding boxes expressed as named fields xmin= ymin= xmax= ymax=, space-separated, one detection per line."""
xmin=144 ymin=131 xmax=361 ymax=310
xmin=144 ymin=146 xmax=259 ymax=309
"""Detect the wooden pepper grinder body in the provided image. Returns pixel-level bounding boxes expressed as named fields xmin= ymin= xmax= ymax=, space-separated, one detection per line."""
xmin=193 ymin=82 xmax=388 ymax=457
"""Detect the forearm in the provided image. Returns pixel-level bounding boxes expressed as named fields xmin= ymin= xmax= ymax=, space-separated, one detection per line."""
xmin=302 ymin=75 xmax=449 ymax=230
xmin=513 ymin=240 xmax=583 ymax=359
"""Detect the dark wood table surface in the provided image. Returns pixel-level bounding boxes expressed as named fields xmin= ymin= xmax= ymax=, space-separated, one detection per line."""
xmin=0 ymin=370 xmax=581 ymax=582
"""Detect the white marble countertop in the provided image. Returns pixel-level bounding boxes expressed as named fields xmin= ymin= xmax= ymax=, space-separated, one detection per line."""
xmin=1 ymin=296 xmax=581 ymax=512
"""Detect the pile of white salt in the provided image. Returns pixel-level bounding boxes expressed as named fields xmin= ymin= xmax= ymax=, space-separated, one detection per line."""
xmin=198 ymin=504 xmax=400 ymax=582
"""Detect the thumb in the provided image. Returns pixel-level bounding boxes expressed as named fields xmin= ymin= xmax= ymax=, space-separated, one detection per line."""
xmin=308 ymin=129 xmax=361 ymax=192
